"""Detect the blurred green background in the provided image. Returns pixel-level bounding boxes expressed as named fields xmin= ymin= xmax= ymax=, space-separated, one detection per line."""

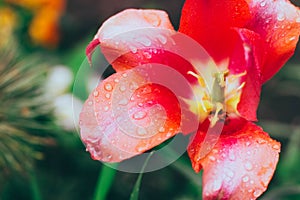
xmin=0 ymin=0 xmax=299 ymax=199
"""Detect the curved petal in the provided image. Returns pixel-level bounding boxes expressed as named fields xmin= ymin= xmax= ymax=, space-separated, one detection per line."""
xmin=231 ymin=29 xmax=264 ymax=121
xmin=188 ymin=119 xmax=280 ymax=199
xmin=80 ymin=68 xmax=185 ymax=162
xmin=246 ymin=0 xmax=300 ymax=82
xmin=86 ymin=9 xmax=175 ymax=68
xmin=179 ymin=0 xmax=251 ymax=62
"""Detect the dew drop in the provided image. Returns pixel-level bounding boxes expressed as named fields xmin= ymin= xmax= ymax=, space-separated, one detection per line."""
xmin=296 ymin=17 xmax=300 ymax=23
xmin=272 ymin=144 xmax=280 ymax=150
xmin=242 ymin=175 xmax=249 ymax=183
xmin=137 ymin=127 xmax=147 ymax=135
xmin=133 ymin=111 xmax=147 ymax=120
xmin=209 ymin=155 xmax=216 ymax=161
xmin=166 ymin=132 xmax=172 ymax=137
xmin=107 ymin=155 xmax=112 ymax=161
xmin=137 ymin=37 xmax=152 ymax=47
xmin=157 ymin=35 xmax=167 ymax=44
xmin=143 ymin=52 xmax=152 ymax=59
xmin=104 ymin=106 xmax=109 ymax=112
xmin=122 ymin=73 xmax=127 ymax=78
xmin=138 ymin=103 xmax=143 ymax=107
xmin=244 ymin=161 xmax=253 ymax=171
xmin=257 ymin=139 xmax=266 ymax=144
xmin=88 ymin=101 xmax=93 ymax=106
xmin=119 ymin=85 xmax=126 ymax=92
xmin=129 ymin=46 xmax=138 ymax=53
xmin=253 ymin=189 xmax=262 ymax=197
xmin=226 ymin=169 xmax=234 ymax=178
xmin=212 ymin=149 xmax=219 ymax=154
xmin=141 ymin=86 xmax=152 ymax=94
xmin=104 ymin=83 xmax=113 ymax=91
xmin=105 ymin=93 xmax=111 ymax=99
xmin=228 ymin=150 xmax=236 ymax=161
xmin=159 ymin=127 xmax=165 ymax=132
xmin=93 ymin=90 xmax=99 ymax=97
xmin=114 ymin=78 xmax=119 ymax=83
xmin=277 ymin=13 xmax=285 ymax=21
xmin=260 ymin=1 xmax=266 ymax=7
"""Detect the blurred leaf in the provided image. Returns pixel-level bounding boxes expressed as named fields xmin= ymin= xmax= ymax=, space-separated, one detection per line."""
xmin=0 ymin=39 xmax=56 ymax=176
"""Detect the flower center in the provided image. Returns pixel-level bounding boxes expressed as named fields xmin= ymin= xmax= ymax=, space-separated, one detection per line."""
xmin=186 ymin=69 xmax=246 ymax=127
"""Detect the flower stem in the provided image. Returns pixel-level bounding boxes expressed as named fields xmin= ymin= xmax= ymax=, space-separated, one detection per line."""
xmin=93 ymin=164 xmax=118 ymax=200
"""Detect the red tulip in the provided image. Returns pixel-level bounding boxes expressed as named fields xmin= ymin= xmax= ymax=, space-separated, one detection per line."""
xmin=80 ymin=1 xmax=300 ymax=199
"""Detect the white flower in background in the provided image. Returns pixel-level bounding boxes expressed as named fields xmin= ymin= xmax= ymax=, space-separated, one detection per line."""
xmin=54 ymin=94 xmax=83 ymax=131
xmin=45 ymin=65 xmax=83 ymax=131
xmin=45 ymin=65 xmax=74 ymax=97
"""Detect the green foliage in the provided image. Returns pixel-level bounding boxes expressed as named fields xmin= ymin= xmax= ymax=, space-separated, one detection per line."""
xmin=0 ymin=40 xmax=56 ymax=178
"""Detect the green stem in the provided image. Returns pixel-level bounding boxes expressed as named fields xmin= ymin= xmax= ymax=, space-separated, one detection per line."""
xmin=93 ymin=163 xmax=118 ymax=200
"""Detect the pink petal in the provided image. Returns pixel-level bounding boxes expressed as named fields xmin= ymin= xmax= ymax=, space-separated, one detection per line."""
xmin=246 ymin=0 xmax=300 ymax=82
xmin=79 ymin=65 xmax=199 ymax=162
xmin=188 ymin=119 xmax=280 ymax=199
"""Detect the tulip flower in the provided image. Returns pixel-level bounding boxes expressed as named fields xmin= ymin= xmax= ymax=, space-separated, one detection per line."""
xmin=80 ymin=0 xmax=300 ymax=199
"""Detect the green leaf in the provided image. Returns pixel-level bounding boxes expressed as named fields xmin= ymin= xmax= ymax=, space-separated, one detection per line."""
xmin=130 ymin=152 xmax=154 ymax=200
xmin=93 ymin=163 xmax=118 ymax=200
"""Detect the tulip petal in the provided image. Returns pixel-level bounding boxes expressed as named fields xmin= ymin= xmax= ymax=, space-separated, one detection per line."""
xmin=188 ymin=119 xmax=280 ymax=199
xmin=231 ymin=29 xmax=264 ymax=121
xmin=179 ymin=0 xmax=251 ymax=62
xmin=87 ymin=9 xmax=176 ymax=70
xmin=80 ymin=67 xmax=186 ymax=162
xmin=246 ymin=0 xmax=300 ymax=82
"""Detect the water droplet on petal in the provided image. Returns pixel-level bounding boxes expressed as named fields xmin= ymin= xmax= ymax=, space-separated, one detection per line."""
xmin=296 ymin=17 xmax=300 ymax=23
xmin=212 ymin=149 xmax=219 ymax=154
xmin=119 ymin=85 xmax=126 ymax=92
xmin=277 ymin=13 xmax=285 ymax=21
xmin=93 ymin=90 xmax=99 ymax=97
xmin=137 ymin=37 xmax=152 ymax=47
xmin=137 ymin=127 xmax=147 ymax=135
xmin=253 ymin=189 xmax=262 ymax=197
xmin=272 ymin=144 xmax=280 ymax=150
xmin=104 ymin=83 xmax=113 ymax=91
xmin=104 ymin=106 xmax=109 ymax=112
xmin=225 ymin=169 xmax=234 ymax=178
xmin=143 ymin=52 xmax=152 ymax=59
xmin=141 ymin=86 xmax=152 ymax=94
xmin=157 ymin=35 xmax=167 ymax=44
xmin=88 ymin=101 xmax=93 ymax=106
xmin=122 ymin=73 xmax=127 ymax=78
xmin=107 ymin=155 xmax=112 ymax=161
xmin=228 ymin=150 xmax=236 ymax=161
xmin=242 ymin=175 xmax=249 ymax=182
xmin=129 ymin=46 xmax=137 ymax=53
xmin=133 ymin=111 xmax=147 ymax=120
xmin=257 ymin=139 xmax=266 ymax=144
xmin=159 ymin=127 xmax=165 ymax=132
xmin=138 ymin=103 xmax=143 ymax=107
xmin=209 ymin=155 xmax=216 ymax=161
xmin=105 ymin=93 xmax=111 ymax=99
xmin=260 ymin=1 xmax=266 ymax=7
xmin=244 ymin=161 xmax=253 ymax=171
xmin=114 ymin=78 xmax=119 ymax=83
